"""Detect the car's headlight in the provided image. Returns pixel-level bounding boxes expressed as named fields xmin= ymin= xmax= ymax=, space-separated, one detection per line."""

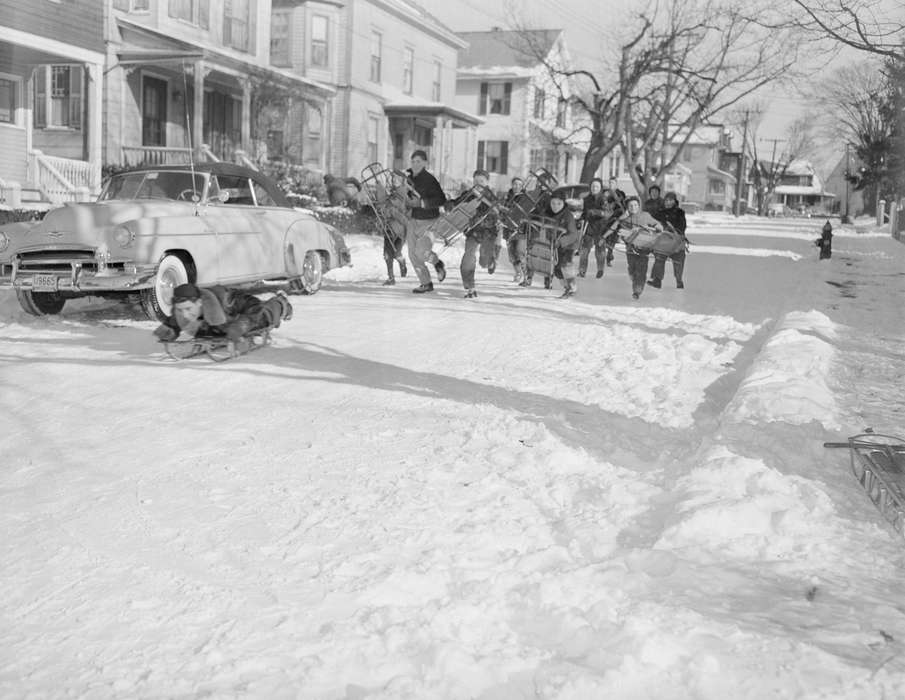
xmin=113 ymin=225 xmax=134 ymax=248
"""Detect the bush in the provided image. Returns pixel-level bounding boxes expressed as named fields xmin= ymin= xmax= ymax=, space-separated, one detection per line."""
xmin=0 ymin=209 xmax=46 ymax=225
xmin=311 ymin=205 xmax=378 ymax=236
xmin=257 ymin=161 xmax=326 ymax=203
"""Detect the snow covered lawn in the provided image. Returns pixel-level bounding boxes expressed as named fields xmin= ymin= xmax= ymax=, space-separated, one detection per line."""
xmin=2 ymin=214 xmax=904 ymax=698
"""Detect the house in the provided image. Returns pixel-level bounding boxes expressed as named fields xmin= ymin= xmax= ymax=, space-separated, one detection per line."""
xmin=0 ymin=0 xmax=105 ymax=206
xmin=105 ymin=0 xmax=334 ymax=172
xmin=453 ymin=28 xmax=583 ymax=192
xmin=279 ymin=0 xmax=481 ymax=190
xmin=665 ymin=124 xmax=737 ymax=211
xmin=771 ymin=160 xmax=835 ymax=215
xmin=823 ymin=152 xmax=864 ymax=218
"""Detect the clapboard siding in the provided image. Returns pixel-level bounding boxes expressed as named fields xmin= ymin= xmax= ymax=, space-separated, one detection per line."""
xmin=1 ymin=0 xmax=103 ymax=53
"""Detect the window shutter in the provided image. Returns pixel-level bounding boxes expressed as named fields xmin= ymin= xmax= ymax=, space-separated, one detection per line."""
xmin=500 ymin=141 xmax=508 ymax=174
xmin=503 ymin=83 xmax=511 ymax=115
xmin=69 ymin=67 xmax=83 ymax=130
xmin=34 ymin=67 xmax=46 ymax=128
xmin=477 ymin=140 xmax=485 ymax=170
xmin=479 ymin=83 xmax=487 ymax=115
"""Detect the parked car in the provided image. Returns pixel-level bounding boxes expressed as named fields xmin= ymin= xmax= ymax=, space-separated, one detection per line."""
xmin=0 ymin=163 xmax=351 ymax=321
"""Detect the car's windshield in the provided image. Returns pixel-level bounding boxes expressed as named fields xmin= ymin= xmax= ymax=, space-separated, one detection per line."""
xmin=99 ymin=171 xmax=207 ymax=202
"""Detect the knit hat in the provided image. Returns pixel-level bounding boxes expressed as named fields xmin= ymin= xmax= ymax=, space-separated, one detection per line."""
xmin=172 ymin=283 xmax=201 ymax=303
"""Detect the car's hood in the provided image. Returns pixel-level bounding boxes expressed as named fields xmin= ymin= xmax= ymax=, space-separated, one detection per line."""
xmin=27 ymin=200 xmax=196 ymax=238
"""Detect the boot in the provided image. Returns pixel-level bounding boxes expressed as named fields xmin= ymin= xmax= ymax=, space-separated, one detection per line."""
xmin=464 ymin=288 xmax=478 ymax=299
xmin=382 ymin=277 xmax=396 ymax=286
xmin=544 ymin=276 xmax=553 ymax=290
xmin=676 ymin=280 xmax=685 ymax=289
xmin=399 ymin=259 xmax=408 ymax=277
xmin=434 ymin=260 xmax=446 ymax=282
xmin=596 ymin=269 xmax=604 ymax=278
xmin=488 ymin=259 xmax=496 ymax=274
xmin=647 ymin=278 xmax=662 ymax=289
xmin=412 ymin=282 xmax=434 ymax=294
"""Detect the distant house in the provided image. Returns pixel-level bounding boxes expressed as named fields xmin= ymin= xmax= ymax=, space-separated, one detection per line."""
xmin=823 ymin=153 xmax=864 ymax=218
xmin=281 ymin=0 xmax=482 ymax=189
xmin=0 ymin=0 xmax=105 ymax=206
xmin=771 ymin=160 xmax=835 ymax=215
xmin=106 ymin=0 xmax=334 ymax=171
xmin=453 ymin=28 xmax=583 ymax=191
xmin=664 ymin=124 xmax=737 ymax=211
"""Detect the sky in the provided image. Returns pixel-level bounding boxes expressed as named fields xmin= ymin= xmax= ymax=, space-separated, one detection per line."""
xmin=2 ymin=211 xmax=905 ymax=697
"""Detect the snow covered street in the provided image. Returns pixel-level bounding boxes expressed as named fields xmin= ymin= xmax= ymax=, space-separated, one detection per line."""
xmin=2 ymin=214 xmax=905 ymax=699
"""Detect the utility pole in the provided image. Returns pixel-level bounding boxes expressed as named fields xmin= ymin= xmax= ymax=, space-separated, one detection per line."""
xmin=842 ymin=142 xmax=851 ymax=224
xmin=734 ymin=110 xmax=749 ymax=216
xmin=761 ymin=137 xmax=785 ymax=213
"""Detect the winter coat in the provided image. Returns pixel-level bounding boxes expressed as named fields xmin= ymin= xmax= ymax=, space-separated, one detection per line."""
xmin=537 ymin=204 xmax=580 ymax=251
xmin=406 ymin=169 xmax=447 ymax=220
xmin=154 ymin=286 xmax=287 ymax=342
xmin=643 ymin=196 xmax=665 ymax=221
xmin=659 ymin=206 xmax=687 ymax=236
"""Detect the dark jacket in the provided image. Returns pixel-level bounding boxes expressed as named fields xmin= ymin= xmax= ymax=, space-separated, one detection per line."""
xmin=659 ymin=206 xmax=687 ymax=236
xmin=537 ymin=204 xmax=580 ymax=251
xmin=154 ymin=286 xmax=285 ymax=342
xmin=407 ymin=169 xmax=446 ymax=220
xmin=643 ymin=196 xmax=665 ymax=222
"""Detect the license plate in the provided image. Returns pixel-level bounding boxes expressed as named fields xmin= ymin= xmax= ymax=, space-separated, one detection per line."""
xmin=32 ymin=274 xmax=58 ymax=292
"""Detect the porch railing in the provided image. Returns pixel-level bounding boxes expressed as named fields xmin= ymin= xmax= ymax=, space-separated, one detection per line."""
xmin=30 ymin=151 xmax=96 ymax=204
xmin=121 ymin=145 xmax=221 ymax=168
xmin=233 ymin=150 xmax=259 ymax=171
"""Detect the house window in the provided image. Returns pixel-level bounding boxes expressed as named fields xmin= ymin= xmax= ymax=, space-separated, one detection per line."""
xmin=270 ymin=12 xmax=290 ymax=66
xmin=608 ymin=154 xmax=621 ymax=179
xmin=169 ymin=0 xmax=209 ymax=28
xmin=479 ymin=82 xmax=511 ymax=115
xmin=709 ymin=179 xmax=726 ymax=195
xmin=413 ymin=124 xmax=432 ymax=148
xmin=114 ymin=0 xmax=149 ymax=10
xmin=305 ymin=104 xmax=322 ymax=166
xmin=370 ymin=31 xmax=382 ymax=83
xmin=533 ymin=87 xmax=545 ymax=119
xmin=223 ymin=0 xmax=250 ymax=52
xmin=0 ymin=76 xmax=18 ymax=125
xmin=367 ymin=114 xmax=380 ymax=163
xmin=34 ymin=65 xmax=83 ymax=129
xmin=478 ymin=140 xmax=509 ymax=175
xmin=555 ymin=98 xmax=566 ymax=128
xmin=530 ymin=147 xmax=556 ymax=173
xmin=432 ymin=60 xmax=442 ymax=102
xmin=311 ymin=15 xmax=329 ymax=68
xmin=403 ymin=47 xmax=414 ymax=95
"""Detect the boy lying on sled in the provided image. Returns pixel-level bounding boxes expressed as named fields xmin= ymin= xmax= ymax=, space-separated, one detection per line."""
xmin=153 ymin=283 xmax=293 ymax=355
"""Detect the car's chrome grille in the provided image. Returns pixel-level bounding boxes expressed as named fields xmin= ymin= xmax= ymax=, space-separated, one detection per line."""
xmin=16 ymin=249 xmax=98 ymax=273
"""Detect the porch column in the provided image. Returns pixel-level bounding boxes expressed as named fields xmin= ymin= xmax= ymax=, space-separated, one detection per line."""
xmin=434 ymin=115 xmax=445 ymax=183
xmin=86 ymin=61 xmax=103 ymax=191
xmin=241 ymin=79 xmax=251 ymax=156
xmin=192 ymin=60 xmax=204 ymax=155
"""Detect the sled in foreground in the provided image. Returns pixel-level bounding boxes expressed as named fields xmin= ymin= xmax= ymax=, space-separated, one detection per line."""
xmin=161 ymin=329 xmax=272 ymax=362
xmin=825 ymin=432 xmax=905 ymax=539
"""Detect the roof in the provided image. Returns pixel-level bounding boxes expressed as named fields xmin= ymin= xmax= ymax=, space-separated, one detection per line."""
xmin=381 ymin=84 xmax=482 ymax=125
xmin=457 ymin=29 xmax=562 ymax=71
xmin=774 ymin=185 xmax=835 ymax=197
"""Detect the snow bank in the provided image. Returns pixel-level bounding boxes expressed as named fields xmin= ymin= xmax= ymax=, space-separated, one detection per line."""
xmin=724 ymin=311 xmax=840 ymax=430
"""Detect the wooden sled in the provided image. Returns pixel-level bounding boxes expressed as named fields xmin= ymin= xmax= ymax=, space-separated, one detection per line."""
xmin=825 ymin=432 xmax=905 ymax=539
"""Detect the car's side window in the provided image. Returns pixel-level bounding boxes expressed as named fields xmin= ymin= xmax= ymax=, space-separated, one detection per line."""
xmin=216 ymin=175 xmax=256 ymax=206
xmin=252 ymin=181 xmax=276 ymax=207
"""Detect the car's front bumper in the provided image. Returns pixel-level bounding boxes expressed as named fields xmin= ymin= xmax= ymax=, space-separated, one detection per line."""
xmin=0 ymin=258 xmax=158 ymax=293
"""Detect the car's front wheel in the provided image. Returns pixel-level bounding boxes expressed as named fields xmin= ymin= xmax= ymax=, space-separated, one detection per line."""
xmin=16 ymin=289 xmax=66 ymax=316
xmin=140 ymin=253 xmax=194 ymax=322
xmin=294 ymin=250 xmax=323 ymax=295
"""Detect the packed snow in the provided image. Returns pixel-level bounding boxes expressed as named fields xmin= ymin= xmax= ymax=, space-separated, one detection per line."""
xmin=1 ymin=213 xmax=904 ymax=699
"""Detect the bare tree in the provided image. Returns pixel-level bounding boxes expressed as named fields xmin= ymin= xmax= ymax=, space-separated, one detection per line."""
xmin=508 ymin=0 xmax=803 ymax=192
xmin=789 ymin=0 xmax=905 ymax=62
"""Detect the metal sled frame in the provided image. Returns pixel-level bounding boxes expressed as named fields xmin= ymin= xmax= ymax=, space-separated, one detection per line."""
xmin=360 ymin=163 xmax=415 ymax=256
xmin=524 ymin=216 xmax=566 ymax=277
xmin=825 ymin=433 xmax=905 ymax=538
xmin=431 ymin=184 xmax=500 ymax=250
xmin=499 ymin=168 xmax=559 ymax=232
xmin=161 ymin=329 xmax=272 ymax=362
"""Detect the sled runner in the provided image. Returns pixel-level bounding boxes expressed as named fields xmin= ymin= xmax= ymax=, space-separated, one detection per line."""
xmin=524 ymin=217 xmax=566 ymax=277
xmin=430 ymin=184 xmax=499 ymax=248
xmin=360 ymin=163 xmax=416 ymax=247
xmin=499 ymin=168 xmax=558 ymax=231
xmin=161 ymin=329 xmax=272 ymax=362
xmin=825 ymin=432 xmax=905 ymax=538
